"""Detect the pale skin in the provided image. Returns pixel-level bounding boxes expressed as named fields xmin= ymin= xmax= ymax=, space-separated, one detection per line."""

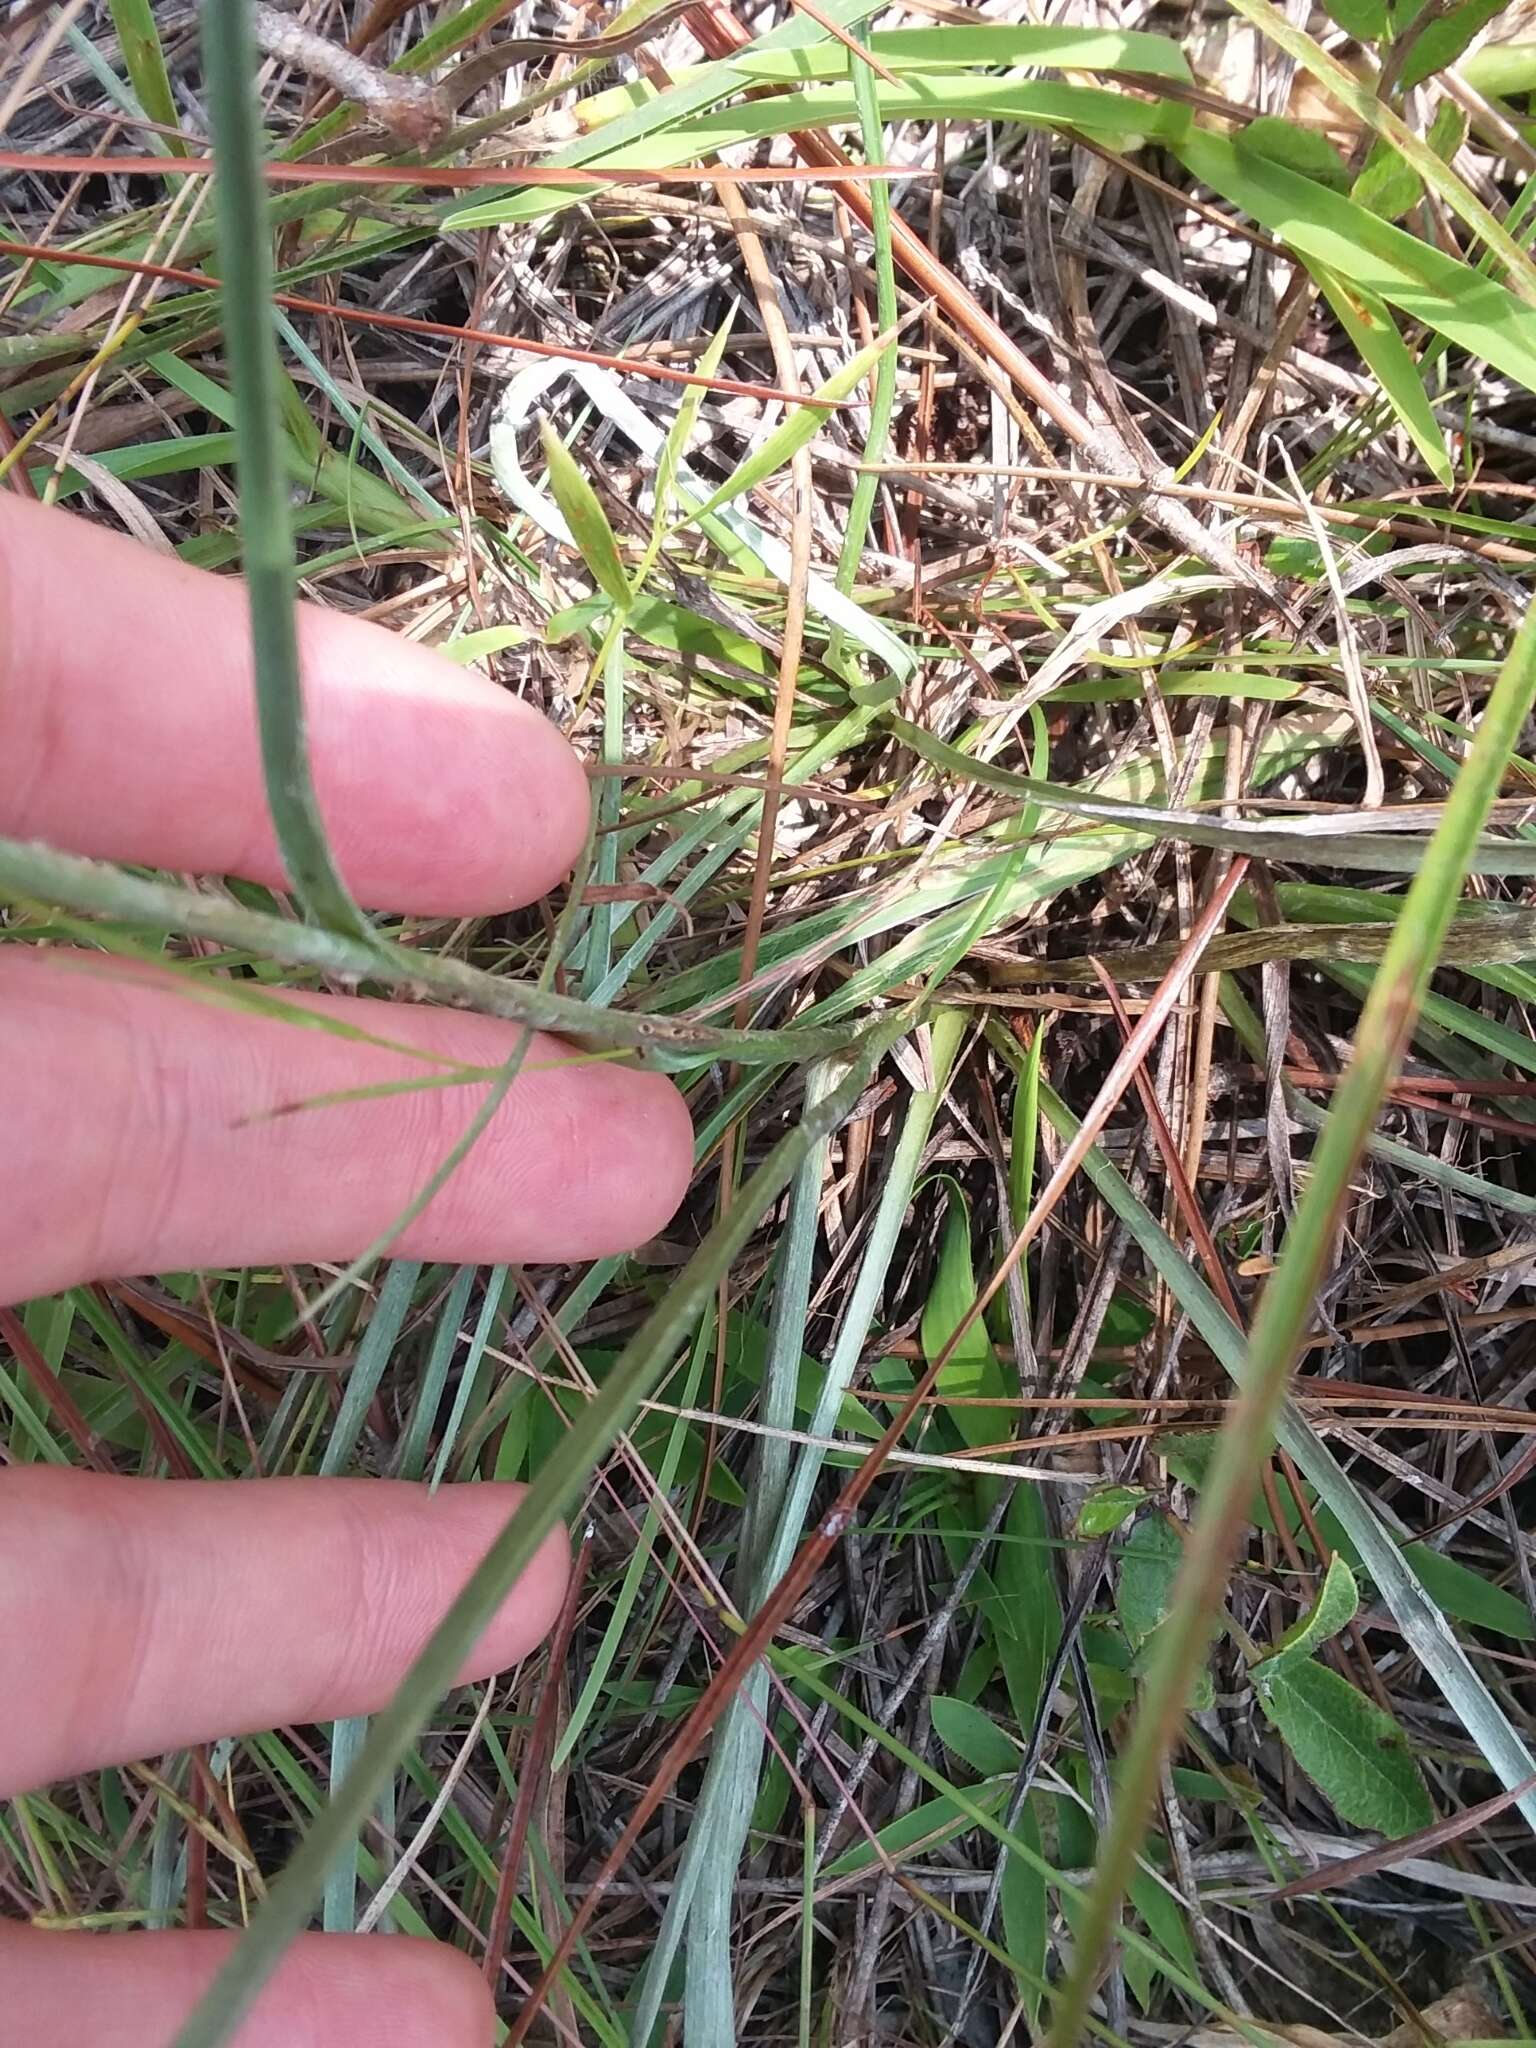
xmin=0 ymin=494 xmax=695 ymax=2043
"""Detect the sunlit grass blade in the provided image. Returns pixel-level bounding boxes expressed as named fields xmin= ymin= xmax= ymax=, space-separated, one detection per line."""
xmin=675 ymin=325 xmax=899 ymax=527
xmin=1225 ymin=0 xmax=1536 ymax=305
xmin=1045 ymin=596 xmax=1536 ymax=2048
xmin=109 ymin=0 xmax=183 ymax=150
xmin=0 ymin=836 xmax=860 ymax=1066
xmin=168 ymin=1008 xmax=910 ymax=2048
xmin=201 ymin=0 xmax=369 ymax=938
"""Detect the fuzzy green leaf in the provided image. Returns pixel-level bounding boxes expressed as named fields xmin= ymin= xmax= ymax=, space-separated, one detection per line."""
xmin=1321 ymin=0 xmax=1388 ymax=37
xmin=1077 ymin=1483 xmax=1150 ymax=1539
xmin=1237 ymin=115 xmax=1351 ymax=193
xmin=1117 ymin=1512 xmax=1182 ymax=1648
xmin=1258 ymin=1555 xmax=1360 ymax=1669
xmin=1256 ymin=1657 xmax=1434 ymax=1836
xmin=931 ymin=1695 xmax=1020 ymax=1779
xmin=1398 ymin=0 xmax=1508 ymax=88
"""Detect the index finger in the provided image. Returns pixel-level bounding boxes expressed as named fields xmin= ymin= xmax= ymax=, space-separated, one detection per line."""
xmin=0 ymin=496 xmax=590 ymax=914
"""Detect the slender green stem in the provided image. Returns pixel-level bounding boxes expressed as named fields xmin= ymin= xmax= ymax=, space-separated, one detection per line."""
xmin=829 ymin=34 xmax=899 ymax=662
xmin=1047 ymin=600 xmax=1536 ymax=2048
xmin=168 ymin=1008 xmax=911 ymax=2048
xmin=0 ymin=835 xmax=858 ymax=1067
xmin=202 ymin=0 xmax=369 ymax=937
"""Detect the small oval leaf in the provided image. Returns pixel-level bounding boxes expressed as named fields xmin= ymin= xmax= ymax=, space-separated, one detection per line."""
xmin=1256 ymin=1657 xmax=1434 ymax=1837
xmin=1258 ymin=1554 xmax=1359 ymax=1669
xmin=1077 ymin=1482 xmax=1150 ymax=1539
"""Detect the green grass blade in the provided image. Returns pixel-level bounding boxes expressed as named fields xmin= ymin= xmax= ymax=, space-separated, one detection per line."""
xmin=201 ymin=0 xmax=370 ymax=939
xmin=1225 ymin=0 xmax=1536 ymax=303
xmin=1043 ymin=594 xmax=1536 ymax=2048
xmin=109 ymin=0 xmax=183 ymax=147
xmin=1313 ymin=265 xmax=1451 ymax=487
xmin=829 ymin=36 xmax=899 ymax=657
xmin=167 ymin=1009 xmax=910 ymax=2048
xmin=679 ymin=327 xmax=897 ymax=527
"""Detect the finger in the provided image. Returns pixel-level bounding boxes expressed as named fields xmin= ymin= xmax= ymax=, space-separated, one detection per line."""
xmin=1 ymin=950 xmax=693 ymax=1303
xmin=0 ymin=494 xmax=590 ymax=913
xmin=0 ymin=1469 xmax=569 ymax=1794
xmin=0 ymin=1925 xmax=495 ymax=2047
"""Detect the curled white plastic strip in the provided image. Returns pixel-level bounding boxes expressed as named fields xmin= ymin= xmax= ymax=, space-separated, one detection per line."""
xmin=489 ymin=357 xmax=916 ymax=682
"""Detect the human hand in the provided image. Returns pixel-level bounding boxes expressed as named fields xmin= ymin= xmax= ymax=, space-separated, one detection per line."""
xmin=0 ymin=495 xmax=693 ymax=2043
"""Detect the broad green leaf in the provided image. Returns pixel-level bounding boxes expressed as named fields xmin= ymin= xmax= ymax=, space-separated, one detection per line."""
xmin=1117 ymin=1512 xmax=1181 ymax=1648
xmin=736 ymin=24 xmax=1192 ymax=82
xmin=1126 ymin=1868 xmax=1198 ymax=2015
xmin=1352 ymin=136 xmax=1423 ymax=224
xmin=1258 ymin=1555 xmax=1359 ymax=1669
xmin=1255 ymin=1657 xmax=1434 ymax=1836
xmin=1236 ymin=114 xmax=1351 ymax=193
xmin=539 ymin=422 xmax=631 ymax=609
xmin=1321 ymin=0 xmax=1388 ymax=37
xmin=1130 ymin=1624 xmax=1215 ymax=1711
xmin=1076 ymin=1483 xmax=1149 ymax=1539
xmin=1001 ymin=1803 xmax=1048 ymax=2026
xmin=679 ymin=329 xmax=895 ymax=525
xmin=1314 ymin=1509 xmax=1536 ymax=1642
xmin=1314 ymin=265 xmax=1453 ymax=485
xmin=1398 ymin=0 xmax=1508 ymax=88
xmin=824 ymin=1774 xmax=1012 ymax=1877
xmin=1165 ymin=1435 xmax=1536 ymax=1642
xmin=1173 ymin=128 xmax=1536 ymax=398
xmin=1353 ymin=102 xmax=1466 ymax=224
xmin=993 ymin=1484 xmax=1063 ymax=1733
xmin=931 ymin=1695 xmax=1019 ymax=1779
xmin=668 ymin=75 xmax=1192 ymax=153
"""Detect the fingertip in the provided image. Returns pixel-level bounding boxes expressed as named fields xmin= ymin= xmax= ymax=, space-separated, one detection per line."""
xmin=610 ymin=1064 xmax=696 ymax=1247
xmin=296 ymin=611 xmax=594 ymax=914
xmin=367 ymin=1937 xmax=497 ymax=2047
xmin=508 ymin=1056 xmax=695 ymax=1260
xmin=435 ymin=1483 xmax=572 ymax=1681
xmin=0 ymin=1925 xmax=498 ymax=2047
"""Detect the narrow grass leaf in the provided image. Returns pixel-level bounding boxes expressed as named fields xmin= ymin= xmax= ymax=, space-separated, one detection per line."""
xmin=679 ymin=328 xmax=897 ymax=526
xmin=201 ymin=0 xmax=368 ymax=938
xmin=109 ymin=0 xmax=182 ymax=149
xmin=168 ymin=1012 xmax=908 ymax=2048
xmin=1314 ymin=264 xmax=1453 ymax=486
xmin=540 ymin=421 xmax=632 ymax=609
xmin=736 ymin=24 xmax=1191 ymax=80
xmin=1173 ymin=129 xmax=1536 ymax=397
xmin=1047 ymin=590 xmax=1536 ymax=2048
